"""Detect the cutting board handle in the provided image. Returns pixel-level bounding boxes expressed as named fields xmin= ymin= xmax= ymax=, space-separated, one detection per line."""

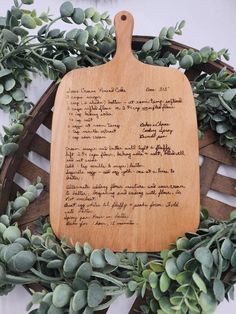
xmin=113 ymin=11 xmax=134 ymax=62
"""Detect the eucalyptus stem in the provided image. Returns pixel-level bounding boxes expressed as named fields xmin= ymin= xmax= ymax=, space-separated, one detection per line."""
xmin=44 ymin=16 xmax=62 ymax=34
xmin=5 ymin=274 xmax=39 ymax=285
xmin=30 ymin=268 xmax=63 ymax=282
xmin=92 ymin=271 xmax=124 ymax=287
xmin=104 ymin=287 xmax=126 ymax=296
xmin=218 ymin=95 xmax=233 ymax=113
xmin=30 ymin=49 xmax=53 ymax=62
xmin=206 ymin=226 xmax=230 ymax=249
xmin=94 ymin=296 xmax=119 ymax=311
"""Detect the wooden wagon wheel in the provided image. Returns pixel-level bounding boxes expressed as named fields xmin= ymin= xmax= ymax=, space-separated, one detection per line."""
xmin=0 ymin=36 xmax=235 ymax=313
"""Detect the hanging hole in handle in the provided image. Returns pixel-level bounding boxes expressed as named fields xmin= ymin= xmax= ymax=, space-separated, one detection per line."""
xmin=121 ymin=15 xmax=127 ymax=21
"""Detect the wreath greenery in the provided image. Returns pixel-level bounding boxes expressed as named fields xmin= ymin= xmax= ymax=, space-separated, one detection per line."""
xmin=0 ymin=1 xmax=235 ymax=314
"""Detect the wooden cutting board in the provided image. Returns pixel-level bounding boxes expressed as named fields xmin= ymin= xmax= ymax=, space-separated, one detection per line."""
xmin=50 ymin=11 xmax=199 ymax=251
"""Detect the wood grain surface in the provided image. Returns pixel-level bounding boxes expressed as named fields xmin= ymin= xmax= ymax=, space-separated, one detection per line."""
xmin=0 ymin=33 xmax=234 ymax=314
xmin=50 ymin=11 xmax=200 ymax=251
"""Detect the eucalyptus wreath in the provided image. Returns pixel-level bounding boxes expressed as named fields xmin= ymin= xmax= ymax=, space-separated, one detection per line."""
xmin=0 ymin=1 xmax=236 ymax=314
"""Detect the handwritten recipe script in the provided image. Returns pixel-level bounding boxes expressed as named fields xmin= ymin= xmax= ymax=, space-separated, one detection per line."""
xmin=51 ymin=65 xmax=199 ymax=251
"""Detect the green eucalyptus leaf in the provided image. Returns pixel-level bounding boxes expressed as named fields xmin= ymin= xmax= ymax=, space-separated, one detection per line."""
xmin=221 ymin=238 xmax=234 ymax=260
xmin=231 ymin=249 xmax=236 ymax=267
xmin=0 ymin=215 xmax=10 ymax=227
xmin=149 ymin=271 xmax=158 ymax=289
xmin=4 ymin=78 xmax=16 ymax=91
xmin=165 ymin=258 xmax=179 ymax=279
xmin=85 ymin=7 xmax=95 ymax=19
xmin=192 ymin=52 xmax=202 ymax=64
xmin=11 ymin=207 xmax=26 ymax=221
xmin=142 ymin=269 xmax=152 ymax=280
xmin=228 ymin=286 xmax=235 ymax=301
xmin=0 ymin=69 xmax=12 ymax=78
xmin=22 ymin=191 xmax=35 ymax=202
xmin=1 ymin=143 xmax=19 ymax=156
xmin=141 ymin=281 xmax=147 ymax=298
xmin=72 ymin=277 xmax=87 ymax=291
xmin=199 ymin=292 xmax=217 ymax=313
xmin=176 ymin=237 xmax=190 ymax=250
xmin=91 ymin=11 xmax=101 ymax=23
xmin=160 ymin=271 xmax=170 ymax=292
xmin=151 ymin=37 xmax=160 ymax=51
xmin=90 ymin=249 xmax=106 ymax=268
xmin=87 ymin=282 xmax=104 ymax=308
xmin=47 ymin=259 xmax=64 ymax=269
xmin=9 ymin=251 xmax=36 ymax=272
xmin=159 ymin=296 xmax=175 ymax=314
xmin=21 ymin=14 xmax=37 ymax=29
xmin=48 ymin=29 xmax=61 ymax=38
xmin=1 ymin=243 xmax=23 ymax=262
xmin=38 ymin=302 xmax=49 ymax=314
xmin=0 ymin=94 xmax=13 ymax=105
xmin=176 ymin=271 xmax=192 ymax=285
xmin=0 ymin=84 xmax=4 ymax=94
xmin=194 ymin=247 xmax=213 ymax=268
xmin=176 ymin=252 xmax=192 ymax=271
xmin=52 ymin=284 xmax=73 ymax=308
xmin=167 ymin=26 xmax=175 ymax=39
xmin=200 ymin=46 xmax=212 ymax=59
xmin=63 ymin=253 xmax=81 ymax=274
xmin=31 ymin=291 xmax=45 ymax=304
xmin=83 ymin=306 xmax=93 ymax=314
xmin=149 ymin=262 xmax=164 ymax=273
xmin=26 ymin=185 xmax=37 ymax=195
xmin=77 ymin=30 xmax=89 ymax=46
xmin=42 ymin=249 xmax=58 ymax=260
xmin=12 ymin=88 xmax=25 ymax=101
xmin=65 ymin=28 xmax=79 ymax=40
xmin=145 ymin=56 xmax=153 ymax=64
xmin=128 ymin=280 xmax=138 ymax=292
xmin=3 ymin=226 xmax=21 ymax=243
xmin=72 ymin=290 xmax=87 ymax=311
xmin=86 ymin=26 xmax=97 ymax=38
xmin=0 ymin=223 xmax=7 ymax=234
xmin=192 ymin=272 xmax=207 ymax=293
xmin=14 ymin=237 xmax=30 ymax=249
xmin=201 ymin=264 xmax=212 ymax=280
xmin=75 ymin=242 xmax=83 ymax=255
xmin=211 ymin=114 xmax=226 ymax=122
xmin=83 ymin=243 xmax=92 ymax=257
xmin=34 ymin=17 xmax=42 ymax=26
xmin=152 ymin=285 xmax=161 ymax=301
xmin=216 ymin=122 xmax=230 ymax=134
xmin=76 ymin=262 xmax=92 ymax=281
xmin=179 ymin=55 xmax=194 ymax=69
xmin=95 ymin=28 xmax=105 ymax=41
xmin=2 ymin=29 xmax=18 ymax=44
xmin=213 ymin=278 xmax=225 ymax=302
xmin=223 ymin=88 xmax=236 ymax=102
xmin=13 ymin=196 xmax=29 ymax=210
xmin=63 ymin=56 xmax=77 ymax=70
xmin=104 ymin=248 xmax=119 ymax=266
xmin=52 ymin=60 xmax=67 ymax=74
xmin=159 ymin=27 xmax=167 ymax=39
xmin=60 ymin=1 xmax=74 ymax=17
xmin=142 ymin=39 xmax=153 ymax=52
xmin=22 ymin=0 xmax=34 ymax=4
xmin=72 ymin=8 xmax=85 ymax=24
xmin=47 ymin=304 xmax=64 ymax=314
xmin=170 ymin=297 xmax=183 ymax=308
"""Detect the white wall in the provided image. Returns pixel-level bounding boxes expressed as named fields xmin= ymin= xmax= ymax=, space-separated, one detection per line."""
xmin=0 ymin=0 xmax=236 ymax=313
